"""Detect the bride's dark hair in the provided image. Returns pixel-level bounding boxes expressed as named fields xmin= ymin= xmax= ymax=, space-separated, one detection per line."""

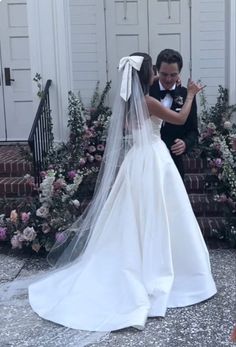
xmin=130 ymin=52 xmax=153 ymax=95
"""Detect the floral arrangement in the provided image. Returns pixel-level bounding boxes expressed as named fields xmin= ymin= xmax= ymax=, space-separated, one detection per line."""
xmin=0 ymin=82 xmax=112 ymax=253
xmin=199 ymin=86 xmax=236 ymax=246
xmin=0 ymin=170 xmax=83 ymax=252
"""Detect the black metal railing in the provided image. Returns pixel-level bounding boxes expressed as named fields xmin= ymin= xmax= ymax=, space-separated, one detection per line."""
xmin=28 ymin=79 xmax=53 ymax=185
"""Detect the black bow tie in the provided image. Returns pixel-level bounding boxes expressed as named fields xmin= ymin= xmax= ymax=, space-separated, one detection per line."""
xmin=159 ymin=89 xmax=176 ymax=99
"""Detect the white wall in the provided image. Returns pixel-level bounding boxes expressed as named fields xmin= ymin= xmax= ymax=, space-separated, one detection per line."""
xmin=70 ymin=0 xmax=226 ymax=108
xmin=69 ymin=0 xmax=107 ymax=105
xmin=27 ymin=0 xmax=72 ymax=141
xmin=192 ymin=0 xmax=226 ymax=106
xmin=225 ymin=0 xmax=236 ymax=111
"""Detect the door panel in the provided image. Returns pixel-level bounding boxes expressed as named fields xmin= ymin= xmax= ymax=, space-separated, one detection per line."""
xmin=0 ymin=0 xmax=33 ymax=141
xmin=0 ymin=49 xmax=6 ymax=140
xmin=105 ymin=0 xmax=191 ymax=100
xmin=105 ymin=0 xmax=149 ymax=102
xmin=148 ymin=0 xmax=191 ymax=85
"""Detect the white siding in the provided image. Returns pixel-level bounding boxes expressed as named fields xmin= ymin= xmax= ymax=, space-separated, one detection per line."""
xmin=198 ymin=0 xmax=226 ymax=105
xmin=69 ymin=0 xmax=226 ymax=107
xmin=69 ymin=0 xmax=106 ymax=105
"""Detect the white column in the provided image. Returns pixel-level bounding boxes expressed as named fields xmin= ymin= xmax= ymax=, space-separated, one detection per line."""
xmin=27 ymin=0 xmax=72 ymax=141
xmin=191 ymin=1 xmax=200 ymax=83
xmin=226 ymin=0 xmax=236 ymax=117
xmin=190 ymin=1 xmax=201 ymax=111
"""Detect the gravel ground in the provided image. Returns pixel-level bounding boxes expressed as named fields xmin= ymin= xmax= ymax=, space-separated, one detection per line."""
xmin=0 ymin=245 xmax=235 ymax=347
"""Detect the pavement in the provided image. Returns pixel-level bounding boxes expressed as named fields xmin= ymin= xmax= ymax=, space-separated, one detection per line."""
xmin=0 ymin=243 xmax=235 ymax=347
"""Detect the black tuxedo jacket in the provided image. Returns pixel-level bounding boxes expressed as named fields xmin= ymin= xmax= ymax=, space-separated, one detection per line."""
xmin=149 ymin=80 xmax=199 ymax=178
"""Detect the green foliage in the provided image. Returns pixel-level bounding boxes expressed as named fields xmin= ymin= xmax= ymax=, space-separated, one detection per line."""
xmin=199 ymin=86 xmax=236 ymax=247
xmin=33 ymin=73 xmax=44 ymax=98
xmin=0 ymin=82 xmax=112 ymax=253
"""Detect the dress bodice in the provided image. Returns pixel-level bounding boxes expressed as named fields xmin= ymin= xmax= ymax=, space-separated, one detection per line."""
xmin=150 ymin=116 xmax=163 ymax=137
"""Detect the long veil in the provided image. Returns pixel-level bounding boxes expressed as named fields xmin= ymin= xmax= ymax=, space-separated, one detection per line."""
xmin=47 ymin=56 xmax=153 ymax=267
xmin=0 ymin=56 xmax=154 ymax=346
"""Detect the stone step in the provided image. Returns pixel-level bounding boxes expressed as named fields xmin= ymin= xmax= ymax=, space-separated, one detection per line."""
xmin=183 ymin=155 xmax=208 ymax=173
xmin=189 ymin=194 xmax=224 ymax=216
xmin=184 ymin=173 xmax=206 ymax=193
xmin=0 ymin=145 xmax=32 ymax=177
xmin=197 ymin=217 xmax=226 ymax=238
xmin=0 ymin=177 xmax=33 ymax=198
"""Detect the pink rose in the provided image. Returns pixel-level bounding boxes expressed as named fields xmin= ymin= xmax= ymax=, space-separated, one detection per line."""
xmin=21 ymin=212 xmax=31 ymax=223
xmin=42 ymin=223 xmax=51 ymax=234
xmin=214 ymin=143 xmax=221 ymax=151
xmin=219 ymin=194 xmax=227 ymax=202
xmin=79 ymin=158 xmax=86 ymax=166
xmin=84 ymin=129 xmax=93 ymax=139
xmin=97 ymin=144 xmax=105 ymax=152
xmin=53 ymin=178 xmax=66 ymax=190
xmin=68 ymin=170 xmax=77 ymax=179
xmin=36 ymin=206 xmax=49 ymax=218
xmin=231 ymin=325 xmax=236 ymax=342
xmin=0 ymin=227 xmax=7 ymax=241
xmin=11 ymin=234 xmax=22 ymax=249
xmin=94 ymin=154 xmax=102 ymax=162
xmin=88 ymin=145 xmax=96 ymax=153
xmin=232 ymin=138 xmax=236 ymax=151
xmin=55 ymin=232 xmax=66 ymax=244
xmin=22 ymin=227 xmax=37 ymax=241
xmin=40 ymin=171 xmax=47 ymax=178
xmin=214 ymin=158 xmax=222 ymax=168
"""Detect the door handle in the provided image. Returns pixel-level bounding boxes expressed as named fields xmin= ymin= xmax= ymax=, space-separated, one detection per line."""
xmin=4 ymin=67 xmax=15 ymax=86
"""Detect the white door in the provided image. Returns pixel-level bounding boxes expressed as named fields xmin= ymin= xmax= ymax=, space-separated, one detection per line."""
xmin=105 ymin=0 xmax=149 ymax=102
xmin=0 ymin=0 xmax=33 ymax=141
xmin=105 ymin=0 xmax=191 ymax=99
xmin=148 ymin=0 xmax=191 ymax=85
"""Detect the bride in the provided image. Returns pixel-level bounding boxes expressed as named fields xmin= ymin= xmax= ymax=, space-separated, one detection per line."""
xmin=28 ymin=53 xmax=216 ymax=335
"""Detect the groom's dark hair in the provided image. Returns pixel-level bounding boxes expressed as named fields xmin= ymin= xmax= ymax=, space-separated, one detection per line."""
xmin=156 ymin=49 xmax=183 ymax=72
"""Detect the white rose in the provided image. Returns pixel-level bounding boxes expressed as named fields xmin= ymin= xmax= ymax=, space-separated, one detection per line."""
xmin=72 ymin=199 xmax=80 ymax=208
xmin=22 ymin=227 xmax=37 ymax=241
xmin=36 ymin=205 xmax=49 ymax=218
xmin=224 ymin=121 xmax=232 ymax=129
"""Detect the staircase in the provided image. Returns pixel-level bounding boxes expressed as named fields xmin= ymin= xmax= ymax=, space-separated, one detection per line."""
xmin=0 ymin=145 xmax=227 ymax=238
xmin=183 ymin=155 xmax=226 ymax=238
xmin=0 ymin=145 xmax=33 ymax=215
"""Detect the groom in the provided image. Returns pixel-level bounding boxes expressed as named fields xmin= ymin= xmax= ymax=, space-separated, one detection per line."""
xmin=150 ymin=49 xmax=199 ymax=179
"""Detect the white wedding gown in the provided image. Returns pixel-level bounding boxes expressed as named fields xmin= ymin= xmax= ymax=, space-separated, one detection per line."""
xmin=29 ymin=116 xmax=217 ymax=332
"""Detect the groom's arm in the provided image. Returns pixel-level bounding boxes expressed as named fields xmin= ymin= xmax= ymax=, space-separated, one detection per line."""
xmin=171 ymin=87 xmax=199 ymax=155
xmin=182 ymin=96 xmax=199 ymax=153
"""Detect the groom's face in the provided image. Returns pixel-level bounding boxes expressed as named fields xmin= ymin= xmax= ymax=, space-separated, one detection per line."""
xmin=158 ymin=62 xmax=180 ymax=90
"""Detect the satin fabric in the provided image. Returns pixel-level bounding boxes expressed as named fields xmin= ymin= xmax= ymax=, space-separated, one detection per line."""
xmin=29 ymin=116 xmax=216 ymax=331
